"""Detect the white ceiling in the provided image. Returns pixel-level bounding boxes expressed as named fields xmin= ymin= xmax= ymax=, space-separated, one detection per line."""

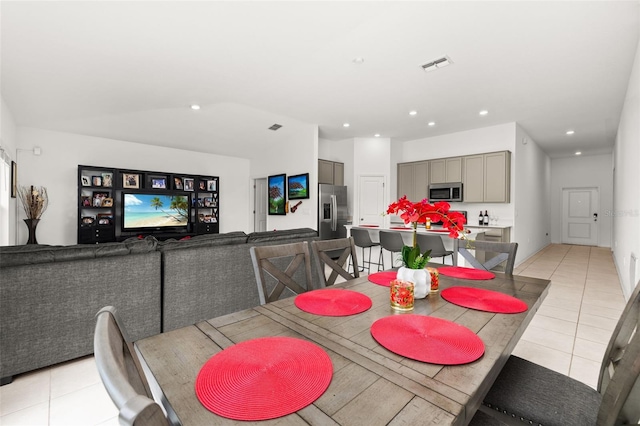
xmin=2 ymin=1 xmax=639 ymax=159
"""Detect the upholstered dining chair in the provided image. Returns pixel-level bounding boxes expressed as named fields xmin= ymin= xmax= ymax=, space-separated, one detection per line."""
xmin=415 ymin=233 xmax=454 ymax=264
xmin=378 ymin=231 xmax=406 ymax=270
xmin=470 ymin=280 xmax=640 ymax=426
xmin=250 ymin=241 xmax=314 ymax=305
xmin=350 ymin=228 xmax=382 ymax=273
xmin=311 ymin=237 xmax=360 ymax=287
xmin=94 ymin=306 xmax=172 ymax=426
xmin=453 ymin=239 xmax=518 ymax=275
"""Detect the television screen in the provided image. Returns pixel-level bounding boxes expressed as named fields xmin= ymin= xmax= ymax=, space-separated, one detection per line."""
xmin=122 ymin=193 xmax=189 ymax=231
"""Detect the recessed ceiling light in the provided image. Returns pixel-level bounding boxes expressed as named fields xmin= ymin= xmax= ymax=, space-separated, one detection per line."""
xmin=343 ymin=123 xmax=350 ymax=128
xmin=190 ymin=104 xmax=201 ymax=110
xmin=374 ymin=134 xmax=380 ymax=137
xmin=352 ymin=57 xmax=365 ymax=64
xmin=575 ymin=151 xmax=582 ymax=155
xmin=479 ymin=110 xmax=489 ymax=116
xmin=566 ymin=130 xmax=575 ymax=135
xmin=409 ymin=111 xmax=418 ymax=116
xmin=428 ymin=122 xmax=436 ymax=126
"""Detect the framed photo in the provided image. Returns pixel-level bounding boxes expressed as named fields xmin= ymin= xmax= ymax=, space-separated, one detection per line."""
xmin=92 ymin=191 xmax=109 ymax=207
xmin=174 ymin=177 xmax=183 ymax=190
xmin=81 ymin=216 xmax=95 ymax=226
xmin=92 ymin=175 xmax=102 ymax=186
xmin=101 ymin=172 xmax=113 ymax=187
xmin=268 ymin=174 xmax=286 ymax=215
xmin=198 ymin=180 xmax=207 ymax=191
xmin=151 ymin=177 xmax=167 ymax=189
xmin=183 ymin=178 xmax=194 ymax=191
xmin=81 ymin=176 xmax=91 ymax=187
xmin=123 ymin=173 xmax=140 ymax=189
xmin=204 ymin=197 xmax=214 ymax=207
xmin=102 ymin=197 xmax=114 ymax=207
xmin=287 ymin=173 xmax=309 ymax=200
xmin=97 ymin=213 xmax=113 ymax=226
xmin=81 ymin=196 xmax=91 ymax=207
xmin=10 ymin=161 xmax=17 ymax=198
xmin=207 ymin=179 xmax=217 ymax=192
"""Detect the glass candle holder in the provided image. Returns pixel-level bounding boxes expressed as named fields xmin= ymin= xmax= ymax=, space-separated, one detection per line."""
xmin=390 ymin=279 xmax=415 ymax=311
xmin=427 ymin=267 xmax=439 ymax=293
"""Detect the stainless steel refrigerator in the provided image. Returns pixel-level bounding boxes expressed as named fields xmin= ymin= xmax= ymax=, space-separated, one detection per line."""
xmin=318 ymin=184 xmax=348 ymax=240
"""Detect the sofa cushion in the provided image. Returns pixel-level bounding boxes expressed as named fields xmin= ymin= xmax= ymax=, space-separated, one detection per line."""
xmin=247 ymin=228 xmax=317 ymax=243
xmin=158 ymin=231 xmax=248 ymax=251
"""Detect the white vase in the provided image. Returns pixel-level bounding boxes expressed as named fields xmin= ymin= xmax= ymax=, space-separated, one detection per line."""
xmin=397 ymin=266 xmax=431 ymax=299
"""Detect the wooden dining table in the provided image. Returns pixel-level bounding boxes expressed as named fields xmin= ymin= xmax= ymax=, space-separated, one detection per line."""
xmin=135 ymin=266 xmax=550 ymax=426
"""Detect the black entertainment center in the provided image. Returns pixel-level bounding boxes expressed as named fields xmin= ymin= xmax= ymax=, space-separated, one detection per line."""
xmin=77 ymin=165 xmax=219 ymax=244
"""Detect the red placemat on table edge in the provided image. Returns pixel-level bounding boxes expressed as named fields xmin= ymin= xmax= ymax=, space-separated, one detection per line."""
xmin=438 ymin=266 xmax=496 ymax=280
xmin=195 ymin=336 xmax=333 ymax=421
xmin=367 ymin=271 xmax=397 ymax=287
xmin=441 ymin=286 xmax=528 ymax=314
xmin=295 ymin=289 xmax=372 ymax=316
xmin=359 ymin=224 xmax=379 ymax=228
xmin=370 ymin=315 xmax=484 ymax=365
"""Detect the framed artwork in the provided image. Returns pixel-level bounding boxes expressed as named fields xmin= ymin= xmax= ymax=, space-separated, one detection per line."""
xmin=268 ymin=174 xmax=286 ymax=215
xmin=10 ymin=161 xmax=17 ymax=198
xmin=151 ymin=177 xmax=167 ymax=189
xmin=123 ymin=173 xmax=140 ymax=189
xmin=287 ymin=173 xmax=309 ymax=199
xmin=101 ymin=173 xmax=113 ymax=187
xmin=174 ymin=177 xmax=183 ymax=190
xmin=183 ymin=178 xmax=194 ymax=191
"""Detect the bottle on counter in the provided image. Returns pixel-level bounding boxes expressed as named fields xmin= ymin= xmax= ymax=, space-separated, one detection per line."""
xmin=483 ymin=210 xmax=489 ymax=225
xmin=478 ymin=211 xmax=484 ymax=226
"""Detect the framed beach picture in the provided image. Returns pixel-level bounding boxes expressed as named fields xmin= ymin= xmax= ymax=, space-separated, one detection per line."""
xmin=287 ymin=173 xmax=309 ymax=200
xmin=268 ymin=174 xmax=286 ymax=215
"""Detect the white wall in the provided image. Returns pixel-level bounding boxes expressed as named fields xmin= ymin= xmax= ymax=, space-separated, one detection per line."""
xmin=14 ymin=128 xmax=251 ymax=245
xmin=353 ymin=137 xmax=391 ymax=227
xmin=1 ymin=97 xmax=18 ymax=245
xmin=250 ymin=124 xmax=318 ymax=232
xmin=550 ymin=154 xmax=614 ymax=248
xmin=613 ymin=36 xmax=640 ymax=298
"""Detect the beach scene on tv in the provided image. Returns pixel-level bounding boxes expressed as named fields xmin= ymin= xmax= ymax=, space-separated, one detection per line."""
xmin=123 ymin=194 xmax=189 ymax=228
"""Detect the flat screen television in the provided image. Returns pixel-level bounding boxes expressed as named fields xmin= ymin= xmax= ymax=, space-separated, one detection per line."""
xmin=122 ymin=192 xmax=190 ymax=232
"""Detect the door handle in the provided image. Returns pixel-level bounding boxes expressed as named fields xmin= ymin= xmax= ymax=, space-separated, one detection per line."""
xmin=593 ymin=213 xmax=598 ymax=222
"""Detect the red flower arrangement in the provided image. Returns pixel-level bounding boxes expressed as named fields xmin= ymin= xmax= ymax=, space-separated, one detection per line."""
xmin=386 ymin=196 xmax=467 ymax=269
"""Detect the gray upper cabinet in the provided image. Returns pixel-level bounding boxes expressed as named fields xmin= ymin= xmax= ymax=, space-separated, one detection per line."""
xmin=318 ymin=159 xmax=344 ymax=185
xmin=463 ymin=155 xmax=485 ymax=202
xmin=397 ymin=161 xmax=428 ymax=201
xmin=430 ymin=157 xmax=463 ymax=184
xmin=462 ymin=151 xmax=511 ymax=203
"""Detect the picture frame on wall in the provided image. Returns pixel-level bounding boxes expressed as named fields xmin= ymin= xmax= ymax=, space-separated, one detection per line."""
xmin=287 ymin=173 xmax=309 ymax=200
xmin=268 ymin=174 xmax=286 ymax=215
xmin=123 ymin=173 xmax=140 ymax=189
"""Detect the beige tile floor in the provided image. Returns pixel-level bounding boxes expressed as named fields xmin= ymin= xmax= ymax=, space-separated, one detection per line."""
xmin=0 ymin=244 xmax=626 ymax=425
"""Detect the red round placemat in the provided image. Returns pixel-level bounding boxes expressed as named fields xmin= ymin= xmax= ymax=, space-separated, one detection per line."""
xmin=295 ymin=289 xmax=372 ymax=316
xmin=438 ymin=266 xmax=495 ymax=280
xmin=359 ymin=224 xmax=379 ymax=228
xmin=390 ymin=226 xmax=410 ymax=230
xmin=370 ymin=315 xmax=484 ymax=365
xmin=195 ymin=337 xmax=333 ymax=420
xmin=441 ymin=286 xmax=528 ymax=314
xmin=367 ymin=271 xmax=397 ymax=287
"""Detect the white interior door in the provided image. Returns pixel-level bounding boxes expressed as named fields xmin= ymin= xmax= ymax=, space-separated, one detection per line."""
xmin=562 ymin=187 xmax=598 ymax=245
xmin=254 ymin=178 xmax=267 ymax=232
xmin=358 ymin=175 xmax=385 ymax=226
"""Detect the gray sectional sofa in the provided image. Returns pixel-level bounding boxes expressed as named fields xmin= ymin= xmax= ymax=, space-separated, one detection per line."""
xmin=0 ymin=228 xmax=318 ymax=384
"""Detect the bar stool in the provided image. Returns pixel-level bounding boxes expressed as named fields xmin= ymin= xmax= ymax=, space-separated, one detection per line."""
xmin=415 ymin=234 xmax=454 ymax=264
xmin=379 ymin=230 xmax=406 ymax=269
xmin=350 ymin=228 xmax=383 ymax=273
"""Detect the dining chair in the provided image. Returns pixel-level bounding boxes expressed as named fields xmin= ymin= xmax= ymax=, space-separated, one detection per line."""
xmin=470 ymin=280 xmax=640 ymax=426
xmin=250 ymin=241 xmax=314 ymax=304
xmin=94 ymin=306 xmax=172 ymax=426
xmin=453 ymin=239 xmax=518 ymax=275
xmin=350 ymin=228 xmax=382 ymax=273
xmin=415 ymin=233 xmax=454 ymax=264
xmin=310 ymin=237 xmax=360 ymax=287
xmin=379 ymin=230 xmax=406 ymax=270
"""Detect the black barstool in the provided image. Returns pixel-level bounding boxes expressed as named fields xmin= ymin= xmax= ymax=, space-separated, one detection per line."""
xmin=379 ymin=230 xmax=405 ymax=269
xmin=350 ymin=228 xmax=383 ymax=273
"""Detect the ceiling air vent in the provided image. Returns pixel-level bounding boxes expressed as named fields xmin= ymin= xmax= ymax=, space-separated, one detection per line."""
xmin=421 ymin=56 xmax=453 ymax=72
xmin=268 ymin=124 xmax=282 ymax=131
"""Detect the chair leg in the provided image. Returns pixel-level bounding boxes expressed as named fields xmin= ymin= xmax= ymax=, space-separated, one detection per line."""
xmin=379 ymin=249 xmax=385 ymax=271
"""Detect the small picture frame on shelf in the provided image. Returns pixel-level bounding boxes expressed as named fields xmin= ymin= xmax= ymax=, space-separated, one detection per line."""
xmin=81 ymin=176 xmax=91 ymax=186
xmin=204 ymin=197 xmax=213 ymax=207
xmin=81 ymin=216 xmax=95 ymax=226
xmin=92 ymin=175 xmax=102 ymax=186
xmin=101 ymin=173 xmax=113 ymax=187
xmin=151 ymin=177 xmax=167 ymax=189
xmin=97 ymin=213 xmax=113 ymax=226
xmin=183 ymin=178 xmax=194 ymax=191
xmin=123 ymin=173 xmax=140 ymax=189
xmin=81 ymin=196 xmax=91 ymax=207
xmin=198 ymin=180 xmax=207 ymax=191
xmin=92 ymin=192 xmax=109 ymax=207
xmin=207 ymin=180 xmax=217 ymax=191
xmin=102 ymin=198 xmax=113 ymax=207
xmin=174 ymin=177 xmax=183 ymax=190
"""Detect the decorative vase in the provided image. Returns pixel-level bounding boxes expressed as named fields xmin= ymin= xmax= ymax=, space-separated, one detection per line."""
xmin=24 ymin=218 xmax=40 ymax=245
xmin=397 ymin=266 xmax=431 ymax=299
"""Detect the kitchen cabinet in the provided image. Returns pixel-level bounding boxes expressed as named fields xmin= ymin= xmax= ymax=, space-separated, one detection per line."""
xmin=463 ymin=155 xmax=485 ymax=202
xmin=462 ymin=151 xmax=510 ymax=203
xmin=318 ymin=159 xmax=344 ymax=185
xmin=430 ymin=157 xmax=462 ymax=184
xmin=397 ymin=161 xmax=428 ymax=201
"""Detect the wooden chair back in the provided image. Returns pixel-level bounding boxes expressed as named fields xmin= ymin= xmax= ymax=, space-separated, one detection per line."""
xmin=311 ymin=237 xmax=359 ymax=287
xmin=453 ymin=239 xmax=518 ymax=275
xmin=250 ymin=241 xmax=314 ymax=304
xmin=94 ymin=306 xmax=170 ymax=426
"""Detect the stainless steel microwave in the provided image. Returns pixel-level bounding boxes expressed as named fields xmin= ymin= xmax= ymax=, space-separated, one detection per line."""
xmin=428 ymin=182 xmax=463 ymax=202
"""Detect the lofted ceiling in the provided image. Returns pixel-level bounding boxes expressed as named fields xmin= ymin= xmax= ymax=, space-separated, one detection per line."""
xmin=1 ymin=1 xmax=639 ymax=159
